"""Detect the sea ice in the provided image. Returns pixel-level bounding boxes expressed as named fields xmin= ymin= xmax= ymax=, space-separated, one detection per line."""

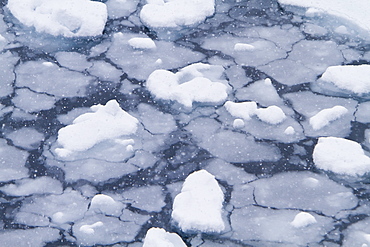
xmin=12 ymin=88 xmax=56 ymax=113
xmin=0 ymin=51 xmax=18 ymax=98
xmin=19 ymin=189 xmax=89 ymax=226
xmin=5 ymin=127 xmax=44 ymax=150
xmin=140 ymin=0 xmax=215 ymax=29
xmin=0 ymin=138 xmax=29 ymax=182
xmin=55 ymin=100 xmax=139 ymax=157
xmin=15 ymin=60 xmax=95 ymax=98
xmin=121 ymin=185 xmax=166 ymax=212
xmin=284 ymin=91 xmax=356 ymax=137
xmin=250 ymin=172 xmax=358 ymax=215
xmin=142 ymin=228 xmax=187 ymax=247
xmin=313 ymin=137 xmax=370 ymax=176
xmin=106 ymin=0 xmax=139 ymax=19
xmin=0 ymin=228 xmax=61 ymax=247
xmin=313 ymin=65 xmax=370 ymax=97
xmin=0 ymin=176 xmax=63 ymax=197
xmin=309 ymin=105 xmax=348 ymax=130
xmin=106 ymin=32 xmax=205 ymax=80
xmin=278 ymin=0 xmax=370 ymax=39
xmin=230 ymin=206 xmax=333 ymax=245
xmin=172 ymin=170 xmax=225 ymax=233
xmin=73 ymin=214 xmax=141 ymax=245
xmin=7 ymin=0 xmax=107 ymax=37
xmin=255 ymin=105 xmax=286 ymax=125
xmin=89 ymin=194 xmax=124 ymax=217
xmin=146 ymin=63 xmax=230 ymax=108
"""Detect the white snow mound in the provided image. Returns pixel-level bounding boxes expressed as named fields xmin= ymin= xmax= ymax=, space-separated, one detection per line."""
xmin=143 ymin=228 xmax=187 ymax=247
xmin=7 ymin=0 xmax=107 ymax=37
xmin=56 ymin=100 xmax=138 ymax=157
xmin=290 ymin=212 xmax=317 ymax=228
xmin=172 ymin=169 xmax=225 ymax=233
xmin=319 ymin=65 xmax=370 ymax=94
xmin=146 ymin=63 xmax=229 ymax=108
xmin=309 ymin=105 xmax=348 ymax=130
xmin=224 ymin=101 xmax=286 ymax=125
xmin=313 ymin=137 xmax=370 ymax=176
xmin=140 ymin=0 xmax=215 ymax=28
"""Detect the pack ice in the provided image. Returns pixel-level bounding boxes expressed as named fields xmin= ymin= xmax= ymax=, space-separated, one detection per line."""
xmin=0 ymin=0 xmax=370 ymax=246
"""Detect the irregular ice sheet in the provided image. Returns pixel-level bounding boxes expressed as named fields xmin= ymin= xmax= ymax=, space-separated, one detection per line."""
xmin=0 ymin=138 xmax=29 ymax=182
xmin=7 ymin=0 xmax=107 ymax=37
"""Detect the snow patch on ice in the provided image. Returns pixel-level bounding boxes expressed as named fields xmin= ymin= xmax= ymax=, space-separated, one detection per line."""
xmin=309 ymin=105 xmax=348 ymax=130
xmin=128 ymin=37 xmax=156 ymax=49
xmin=290 ymin=212 xmax=317 ymax=228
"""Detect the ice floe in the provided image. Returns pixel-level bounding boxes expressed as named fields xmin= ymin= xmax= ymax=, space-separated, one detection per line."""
xmin=7 ymin=0 xmax=107 ymax=37
xmin=313 ymin=137 xmax=370 ymax=176
xmin=146 ymin=63 xmax=230 ymax=108
xmin=55 ymin=100 xmax=139 ymax=157
xmin=143 ymin=228 xmax=187 ymax=247
xmin=172 ymin=170 xmax=225 ymax=233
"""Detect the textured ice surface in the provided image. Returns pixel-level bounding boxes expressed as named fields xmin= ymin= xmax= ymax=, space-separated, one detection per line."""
xmin=1 ymin=0 xmax=370 ymax=246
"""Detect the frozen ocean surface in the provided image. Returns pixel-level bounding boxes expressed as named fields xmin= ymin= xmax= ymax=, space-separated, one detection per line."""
xmin=1 ymin=0 xmax=370 ymax=246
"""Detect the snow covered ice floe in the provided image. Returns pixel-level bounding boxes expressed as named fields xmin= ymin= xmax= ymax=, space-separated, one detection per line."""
xmin=313 ymin=137 xmax=370 ymax=176
xmin=140 ymin=0 xmax=215 ymax=29
xmin=142 ymin=227 xmax=187 ymax=247
xmin=312 ymin=65 xmax=370 ymax=98
xmin=172 ymin=170 xmax=225 ymax=233
xmin=6 ymin=0 xmax=107 ymax=37
xmin=278 ymin=0 xmax=370 ymax=39
xmin=146 ymin=63 xmax=230 ymax=108
xmin=55 ymin=99 xmax=139 ymax=158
